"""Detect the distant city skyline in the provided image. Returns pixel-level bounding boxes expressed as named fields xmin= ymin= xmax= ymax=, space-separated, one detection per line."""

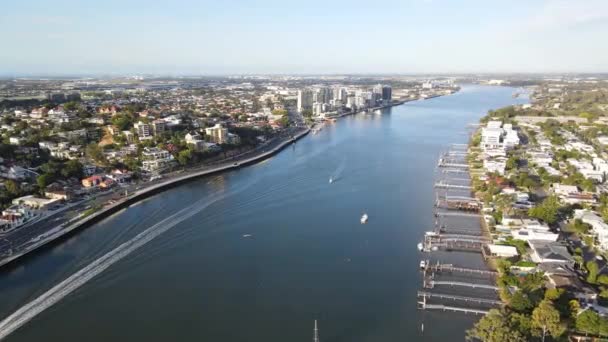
xmin=1 ymin=0 xmax=608 ymax=75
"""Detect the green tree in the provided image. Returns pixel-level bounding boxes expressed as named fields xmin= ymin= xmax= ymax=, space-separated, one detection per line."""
xmin=569 ymin=299 xmax=581 ymax=319
xmin=467 ymin=309 xmax=527 ymax=342
xmin=544 ymin=288 xmax=562 ymax=301
xmin=278 ymin=115 xmax=289 ymax=127
xmin=509 ymin=312 xmax=533 ymax=338
xmin=85 ymin=143 xmax=107 ymax=165
xmin=586 ymin=260 xmax=599 ymax=284
xmin=531 ymin=300 xmax=565 ymax=342
xmin=37 ymin=174 xmax=52 ymax=190
xmin=4 ymin=180 xmax=20 ymax=196
xmin=575 ymin=309 xmax=600 ymax=335
xmin=598 ymin=274 xmax=608 ymax=286
xmin=124 ymin=156 xmax=139 ymax=171
xmin=177 ymin=149 xmax=192 ymax=166
xmin=569 ymin=218 xmax=591 ymax=235
xmin=601 ymin=316 xmax=608 ymax=337
xmin=302 ymin=109 xmax=313 ymax=118
xmin=111 ymin=113 xmax=134 ymax=131
xmin=271 ymin=109 xmax=287 ymax=116
xmin=582 ymin=178 xmax=596 ymax=192
xmin=40 ymin=160 xmax=61 ymax=177
xmin=63 ymin=101 xmax=80 ymax=111
xmin=61 ymin=160 xmax=84 ymax=179
xmin=510 ymin=290 xmax=533 ymax=313
xmin=528 ymin=195 xmax=561 ymax=224
xmin=579 ymin=111 xmax=599 ymax=123
xmin=506 ymin=156 xmax=518 ymax=171
xmin=521 ymin=271 xmax=546 ymax=292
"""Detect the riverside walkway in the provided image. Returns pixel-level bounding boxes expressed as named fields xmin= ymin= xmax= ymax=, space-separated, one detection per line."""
xmin=0 ymin=128 xmax=310 ymax=269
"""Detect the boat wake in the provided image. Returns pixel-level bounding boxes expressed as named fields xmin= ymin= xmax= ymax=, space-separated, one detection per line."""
xmin=0 ymin=193 xmax=229 ymax=340
xmin=330 ymin=158 xmax=347 ymax=183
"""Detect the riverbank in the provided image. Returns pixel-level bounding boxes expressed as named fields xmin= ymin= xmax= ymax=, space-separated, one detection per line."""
xmin=0 ymin=85 xmax=529 ymax=342
xmin=0 ymin=128 xmax=310 ymax=269
xmin=0 ymin=89 xmax=460 ymax=270
xmin=1 ymin=92 xmax=433 ymax=270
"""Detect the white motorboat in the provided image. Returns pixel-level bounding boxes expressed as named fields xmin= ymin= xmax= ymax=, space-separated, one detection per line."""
xmin=417 ymin=242 xmax=423 ymax=251
xmin=360 ymin=213 xmax=368 ymax=224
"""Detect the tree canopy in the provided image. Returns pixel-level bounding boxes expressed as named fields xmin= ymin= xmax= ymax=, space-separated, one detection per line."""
xmin=531 ymin=300 xmax=565 ymax=341
xmin=467 ymin=309 xmax=527 ymax=342
xmin=528 ymin=195 xmax=561 ymax=224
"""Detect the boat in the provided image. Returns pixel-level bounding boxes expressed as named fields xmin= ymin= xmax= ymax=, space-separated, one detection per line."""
xmin=420 ymin=260 xmax=426 ymax=269
xmin=329 ymin=177 xmax=333 ymax=184
xmin=360 ymin=213 xmax=368 ymax=224
xmin=242 ymin=234 xmax=252 ymax=238
xmin=417 ymin=242 xmax=423 ymax=251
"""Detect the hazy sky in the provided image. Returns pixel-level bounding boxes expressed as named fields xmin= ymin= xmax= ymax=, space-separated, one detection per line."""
xmin=1 ymin=0 xmax=607 ymax=75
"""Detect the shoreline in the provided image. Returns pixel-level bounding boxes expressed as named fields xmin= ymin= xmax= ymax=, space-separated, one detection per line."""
xmin=0 ymin=89 xmax=459 ymax=270
xmin=0 ymin=128 xmax=310 ymax=269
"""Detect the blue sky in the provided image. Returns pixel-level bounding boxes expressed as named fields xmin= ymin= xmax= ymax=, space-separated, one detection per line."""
xmin=1 ymin=0 xmax=607 ymax=75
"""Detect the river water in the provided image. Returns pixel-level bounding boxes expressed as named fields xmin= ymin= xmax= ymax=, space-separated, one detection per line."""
xmin=0 ymin=85 xmax=528 ymax=341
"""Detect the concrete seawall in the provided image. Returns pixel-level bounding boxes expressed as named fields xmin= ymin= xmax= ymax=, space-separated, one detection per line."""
xmin=0 ymin=128 xmax=310 ymax=269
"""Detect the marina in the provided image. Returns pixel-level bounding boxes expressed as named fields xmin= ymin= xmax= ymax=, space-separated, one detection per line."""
xmin=417 ymin=140 xmax=502 ymax=319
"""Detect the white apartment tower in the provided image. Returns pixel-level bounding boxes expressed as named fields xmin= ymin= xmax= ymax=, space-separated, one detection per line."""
xmin=297 ymin=89 xmax=314 ymax=113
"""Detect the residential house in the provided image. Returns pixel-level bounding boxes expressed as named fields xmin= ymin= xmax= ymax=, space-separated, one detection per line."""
xmin=82 ymin=175 xmax=103 ymax=188
xmin=141 ymin=147 xmax=175 ymax=172
xmin=528 ymin=240 xmax=574 ymax=264
xmin=485 ymin=244 xmax=519 ymax=258
xmin=511 ymin=229 xmax=559 ymax=242
xmin=574 ymin=209 xmax=608 ymax=251
xmin=185 ymin=132 xmax=206 ymax=152
xmin=12 ymin=195 xmax=59 ymax=210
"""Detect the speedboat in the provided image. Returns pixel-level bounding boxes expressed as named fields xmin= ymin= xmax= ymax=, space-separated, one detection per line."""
xmin=417 ymin=242 xmax=423 ymax=251
xmin=420 ymin=260 xmax=426 ymax=269
xmin=329 ymin=177 xmax=333 ymax=184
xmin=360 ymin=213 xmax=368 ymax=224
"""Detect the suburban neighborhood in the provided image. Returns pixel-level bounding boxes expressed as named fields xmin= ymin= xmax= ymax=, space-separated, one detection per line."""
xmin=466 ymin=80 xmax=608 ymax=340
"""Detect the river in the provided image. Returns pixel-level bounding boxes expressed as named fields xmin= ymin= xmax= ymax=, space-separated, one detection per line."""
xmin=0 ymin=84 xmax=529 ymax=341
